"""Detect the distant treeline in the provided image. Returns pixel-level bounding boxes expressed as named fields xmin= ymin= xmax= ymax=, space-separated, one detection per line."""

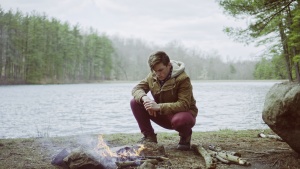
xmin=110 ymin=38 xmax=258 ymax=81
xmin=0 ymin=6 xmax=293 ymax=84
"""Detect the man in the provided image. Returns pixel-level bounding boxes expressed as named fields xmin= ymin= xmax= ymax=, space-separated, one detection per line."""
xmin=130 ymin=51 xmax=198 ymax=150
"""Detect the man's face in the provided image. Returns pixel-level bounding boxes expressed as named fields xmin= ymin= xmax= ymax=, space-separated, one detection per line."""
xmin=153 ymin=62 xmax=171 ymax=81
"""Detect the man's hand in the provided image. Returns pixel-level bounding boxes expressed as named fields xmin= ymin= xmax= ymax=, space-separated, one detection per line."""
xmin=142 ymin=96 xmax=160 ymax=117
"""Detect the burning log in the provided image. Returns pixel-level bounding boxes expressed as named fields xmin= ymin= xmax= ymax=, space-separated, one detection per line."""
xmin=64 ymin=149 xmax=106 ymax=169
xmin=51 ymin=147 xmax=106 ymax=169
xmin=115 ymin=159 xmax=158 ymax=169
xmin=191 ymin=144 xmax=216 ymax=169
xmin=51 ymin=148 xmax=71 ymax=169
xmin=113 ymin=144 xmax=165 ymax=158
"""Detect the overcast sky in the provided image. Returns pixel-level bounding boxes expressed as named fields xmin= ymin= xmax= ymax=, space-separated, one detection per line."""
xmin=1 ymin=0 xmax=265 ymax=61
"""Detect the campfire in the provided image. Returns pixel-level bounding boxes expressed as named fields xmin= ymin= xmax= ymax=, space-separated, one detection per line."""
xmin=51 ymin=134 xmax=252 ymax=169
xmin=95 ymin=135 xmax=145 ymax=160
xmin=51 ymin=135 xmax=167 ymax=169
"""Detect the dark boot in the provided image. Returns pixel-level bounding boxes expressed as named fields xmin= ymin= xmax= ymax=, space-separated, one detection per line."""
xmin=138 ymin=133 xmax=158 ymax=144
xmin=177 ymin=134 xmax=191 ymax=150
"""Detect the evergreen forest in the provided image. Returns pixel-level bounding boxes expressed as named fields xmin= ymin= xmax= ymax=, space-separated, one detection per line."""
xmin=0 ymin=0 xmax=299 ymax=84
xmin=219 ymin=0 xmax=300 ymax=83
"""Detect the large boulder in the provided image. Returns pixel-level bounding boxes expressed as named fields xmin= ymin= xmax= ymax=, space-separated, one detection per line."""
xmin=262 ymin=82 xmax=300 ymax=153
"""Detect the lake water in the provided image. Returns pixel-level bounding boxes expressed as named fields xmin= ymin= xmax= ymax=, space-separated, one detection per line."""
xmin=0 ymin=81 xmax=281 ymax=139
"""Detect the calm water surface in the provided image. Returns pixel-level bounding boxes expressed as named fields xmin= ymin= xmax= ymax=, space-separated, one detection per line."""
xmin=0 ymin=81 xmax=281 ymax=138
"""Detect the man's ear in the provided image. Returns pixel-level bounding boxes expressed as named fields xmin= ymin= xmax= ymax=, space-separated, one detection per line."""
xmin=167 ymin=62 xmax=172 ymax=67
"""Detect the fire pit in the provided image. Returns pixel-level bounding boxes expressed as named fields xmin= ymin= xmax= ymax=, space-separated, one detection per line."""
xmin=51 ymin=135 xmax=167 ymax=169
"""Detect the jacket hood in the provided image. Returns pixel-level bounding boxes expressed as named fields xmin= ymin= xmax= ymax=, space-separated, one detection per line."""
xmin=170 ymin=60 xmax=185 ymax=78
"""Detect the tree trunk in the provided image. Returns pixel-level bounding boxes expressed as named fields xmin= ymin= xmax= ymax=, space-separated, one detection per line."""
xmin=278 ymin=21 xmax=293 ymax=82
xmin=287 ymin=5 xmax=300 ymax=84
xmin=291 ymin=46 xmax=300 ymax=83
xmin=294 ymin=62 xmax=300 ymax=83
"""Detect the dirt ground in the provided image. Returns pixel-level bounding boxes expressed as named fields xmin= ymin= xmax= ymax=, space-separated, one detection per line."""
xmin=0 ymin=129 xmax=299 ymax=169
xmin=157 ymin=130 xmax=300 ymax=169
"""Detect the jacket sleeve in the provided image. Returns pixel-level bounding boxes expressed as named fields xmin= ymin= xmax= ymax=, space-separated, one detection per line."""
xmin=131 ymin=74 xmax=151 ymax=104
xmin=159 ymin=77 xmax=193 ymax=115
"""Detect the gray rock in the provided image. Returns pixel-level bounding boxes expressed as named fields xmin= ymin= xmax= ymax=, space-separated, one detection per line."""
xmin=262 ymin=82 xmax=300 ymax=153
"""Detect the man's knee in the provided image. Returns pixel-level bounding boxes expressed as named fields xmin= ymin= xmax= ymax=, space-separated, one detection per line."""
xmin=172 ymin=112 xmax=195 ymax=128
xmin=130 ymin=98 xmax=145 ymax=112
xmin=130 ymin=98 xmax=137 ymax=106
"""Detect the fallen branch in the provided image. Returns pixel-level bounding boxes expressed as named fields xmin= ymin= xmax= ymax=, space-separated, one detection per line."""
xmin=115 ymin=159 xmax=158 ymax=168
xmin=258 ymin=133 xmax=283 ymax=141
xmin=124 ymin=155 xmax=168 ymax=161
xmin=208 ymin=149 xmax=250 ymax=166
xmin=207 ymin=149 xmax=229 ymax=164
xmin=216 ymin=151 xmax=250 ymax=166
xmin=142 ymin=156 xmax=169 ymax=161
xmin=272 ymin=158 xmax=280 ymax=167
xmin=214 ymin=154 xmax=230 ymax=164
xmin=192 ymin=144 xmax=251 ymax=168
xmin=208 ymin=145 xmax=241 ymax=157
xmin=216 ymin=155 xmax=229 ymax=163
xmin=191 ymin=144 xmax=216 ymax=169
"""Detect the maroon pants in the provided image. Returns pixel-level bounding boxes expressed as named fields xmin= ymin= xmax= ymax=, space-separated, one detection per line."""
xmin=130 ymin=99 xmax=196 ymax=138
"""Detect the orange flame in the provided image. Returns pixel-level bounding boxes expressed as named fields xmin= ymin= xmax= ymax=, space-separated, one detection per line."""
xmin=95 ymin=135 xmax=145 ymax=158
xmin=96 ymin=135 xmax=117 ymax=157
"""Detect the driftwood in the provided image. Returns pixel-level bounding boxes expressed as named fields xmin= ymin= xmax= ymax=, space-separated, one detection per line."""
xmin=206 ymin=149 xmax=229 ymax=164
xmin=192 ymin=144 xmax=251 ymax=168
xmin=214 ymin=153 xmax=229 ymax=164
xmin=258 ymin=133 xmax=283 ymax=141
xmin=191 ymin=144 xmax=216 ymax=169
xmin=208 ymin=150 xmax=250 ymax=166
xmin=115 ymin=159 xmax=158 ymax=168
xmin=207 ymin=144 xmax=250 ymax=165
xmin=208 ymin=145 xmax=241 ymax=157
